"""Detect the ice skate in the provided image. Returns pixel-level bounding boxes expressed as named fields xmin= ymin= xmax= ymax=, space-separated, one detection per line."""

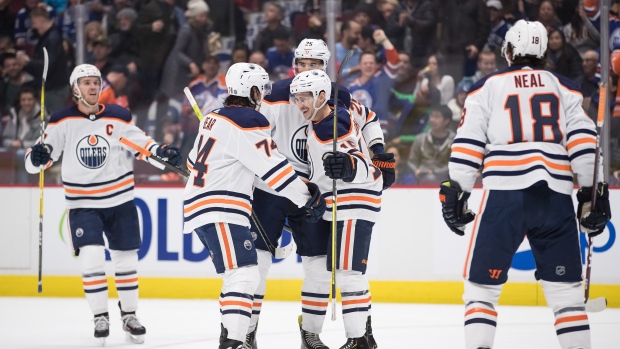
xmin=339 ymin=336 xmax=370 ymax=349
xmin=121 ymin=312 xmax=146 ymax=344
xmin=365 ymin=316 xmax=377 ymax=348
xmin=245 ymin=324 xmax=258 ymax=349
xmin=220 ymin=323 xmax=250 ymax=349
xmin=299 ymin=315 xmax=329 ymax=349
xmin=93 ymin=314 xmax=109 ymax=346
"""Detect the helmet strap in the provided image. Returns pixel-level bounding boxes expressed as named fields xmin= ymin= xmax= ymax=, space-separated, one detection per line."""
xmin=309 ymin=92 xmax=328 ymax=122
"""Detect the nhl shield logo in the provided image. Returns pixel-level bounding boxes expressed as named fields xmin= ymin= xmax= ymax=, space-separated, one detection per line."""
xmin=290 ymin=125 xmax=309 ymax=164
xmin=76 ymin=135 xmax=109 ymax=169
xmin=75 ymin=228 xmax=84 ymax=237
xmin=244 ymin=240 xmax=252 ymax=250
xmin=556 ymin=266 xmax=566 ymax=276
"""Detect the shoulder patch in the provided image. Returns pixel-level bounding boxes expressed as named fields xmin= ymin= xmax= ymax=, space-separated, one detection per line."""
xmin=328 ymin=83 xmax=351 ymax=109
xmin=213 ymin=107 xmax=270 ymax=130
xmin=265 ymin=78 xmax=294 ymax=103
xmin=313 ymin=106 xmax=352 ymax=143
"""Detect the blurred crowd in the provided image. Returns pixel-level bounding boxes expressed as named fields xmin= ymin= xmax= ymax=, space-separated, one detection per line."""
xmin=0 ymin=0 xmax=619 ymax=185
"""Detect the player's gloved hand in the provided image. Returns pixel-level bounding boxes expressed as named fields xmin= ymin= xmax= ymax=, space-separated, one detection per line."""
xmin=439 ymin=180 xmax=476 ymax=236
xmin=304 ymin=182 xmax=326 ymax=223
xmin=372 ymin=153 xmax=395 ymax=190
xmin=576 ymin=183 xmax=611 ymax=237
xmin=30 ymin=143 xmax=53 ymax=167
xmin=156 ymin=144 xmax=182 ymax=167
xmin=322 ymin=151 xmax=356 ymax=182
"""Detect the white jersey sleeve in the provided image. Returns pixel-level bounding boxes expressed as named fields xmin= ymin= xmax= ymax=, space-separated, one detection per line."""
xmin=350 ymin=98 xmax=384 ymax=149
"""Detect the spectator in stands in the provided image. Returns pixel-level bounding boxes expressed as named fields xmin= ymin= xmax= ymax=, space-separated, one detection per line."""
xmin=358 ymin=26 xmax=379 ymax=54
xmin=393 ymin=52 xmax=417 ymax=94
xmin=17 ymin=7 xmax=68 ymax=114
xmin=135 ymin=0 xmax=180 ymax=102
xmin=0 ymin=0 xmax=15 ymax=38
xmin=181 ymin=54 xmax=226 ymax=163
xmin=15 ymin=0 xmax=56 ymax=47
xmin=248 ymin=50 xmax=270 ymax=74
xmin=386 ymin=143 xmax=416 ymax=185
xmin=160 ymin=0 xmax=211 ymax=102
xmin=336 ymin=20 xmax=362 ymax=86
xmin=231 ymin=42 xmax=250 ymax=66
xmin=105 ymin=0 xmax=133 ymax=36
xmin=353 ymin=3 xmax=372 ymax=27
xmin=1 ymin=86 xmax=47 ymax=183
xmin=546 ymin=28 xmax=582 ymax=81
xmin=100 ymin=64 xmax=130 ymax=109
xmin=472 ymin=50 xmax=497 ymax=83
xmin=84 ymin=21 xmax=104 ymax=63
xmin=407 ymin=104 xmax=455 ymax=184
xmin=391 ymin=83 xmax=440 ymax=143
xmin=206 ymin=0 xmax=246 ymax=44
xmin=576 ymin=50 xmax=599 ymax=112
xmin=62 ymin=37 xmax=76 ymax=75
xmin=563 ymin=2 xmax=599 ymax=55
xmin=294 ymin=3 xmax=326 ymax=43
xmin=88 ymin=35 xmax=113 ymax=77
xmin=266 ymin=30 xmax=294 ymax=74
xmin=380 ymin=0 xmax=407 ymax=51
xmin=349 ymin=29 xmax=400 ymax=123
xmin=109 ymin=8 xmax=140 ymax=75
xmin=438 ymin=0 xmax=490 ymax=82
xmin=1 ymin=52 xmax=35 ymax=110
xmin=414 ymin=53 xmax=454 ymax=105
xmin=57 ymin=0 xmax=96 ymax=44
xmin=538 ymin=1 xmax=563 ymax=32
xmin=0 ymin=35 xmax=14 ymax=56
xmin=403 ymin=0 xmax=437 ymax=68
xmin=447 ymin=79 xmax=472 ymax=131
xmin=253 ymin=1 xmax=287 ymax=54
xmin=485 ymin=0 xmax=511 ymax=53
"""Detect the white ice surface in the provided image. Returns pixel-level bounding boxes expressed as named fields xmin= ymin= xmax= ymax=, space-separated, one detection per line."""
xmin=0 ymin=297 xmax=618 ymax=348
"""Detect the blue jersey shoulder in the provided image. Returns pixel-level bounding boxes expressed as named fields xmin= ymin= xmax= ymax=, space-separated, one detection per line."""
xmin=468 ymin=66 xmax=524 ymax=95
xmin=329 ymin=83 xmax=351 ymax=109
xmin=214 ymin=106 xmax=270 ymax=129
xmin=313 ymin=106 xmax=352 ymax=143
xmin=99 ymin=104 xmax=132 ymax=122
xmin=49 ymin=105 xmax=80 ymax=123
xmin=265 ymin=77 xmax=294 ymax=103
xmin=545 ymin=69 xmax=581 ymax=93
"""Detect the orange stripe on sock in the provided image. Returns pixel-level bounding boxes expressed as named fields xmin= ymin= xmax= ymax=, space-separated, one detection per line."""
xmin=115 ymin=278 xmax=138 ymax=284
xmin=83 ymin=279 xmax=107 ymax=286
xmin=342 ymin=296 xmax=371 ymax=306
xmin=302 ymin=300 xmax=329 ymax=307
xmin=219 ymin=300 xmax=252 ymax=309
xmin=555 ymin=315 xmax=588 ymax=326
xmin=465 ymin=307 xmax=498 ymax=317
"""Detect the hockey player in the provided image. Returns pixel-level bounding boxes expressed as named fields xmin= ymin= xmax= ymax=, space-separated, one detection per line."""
xmin=25 ymin=64 xmax=182 ymax=345
xmin=246 ymin=38 xmax=392 ymax=349
xmin=182 ymin=63 xmax=326 ymax=349
xmin=291 ymin=69 xmax=383 ymax=349
xmin=438 ymin=21 xmax=611 ymax=349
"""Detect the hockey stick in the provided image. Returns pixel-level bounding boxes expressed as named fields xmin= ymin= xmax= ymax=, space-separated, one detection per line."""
xmin=182 ymin=87 xmax=294 ymax=259
xmin=37 ymin=47 xmax=48 ymax=293
xmin=583 ymin=83 xmax=608 ymax=313
xmin=118 ymin=137 xmax=190 ymax=177
xmin=330 ymin=48 xmax=356 ymax=321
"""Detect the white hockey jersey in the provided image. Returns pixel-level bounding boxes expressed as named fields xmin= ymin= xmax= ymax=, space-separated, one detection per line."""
xmin=349 ymin=98 xmax=384 ymax=150
xmin=25 ymin=104 xmax=161 ymax=209
xmin=449 ymin=66 xmax=598 ymax=195
xmin=256 ymin=78 xmax=384 ymax=195
xmin=183 ymin=106 xmax=310 ymax=233
xmin=307 ymin=105 xmax=383 ymax=222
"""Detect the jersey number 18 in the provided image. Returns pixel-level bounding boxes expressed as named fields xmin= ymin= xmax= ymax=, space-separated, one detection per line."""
xmin=504 ymin=93 xmax=562 ymax=144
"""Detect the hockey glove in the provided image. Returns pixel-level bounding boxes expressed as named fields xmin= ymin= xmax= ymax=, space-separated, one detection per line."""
xmin=30 ymin=143 xmax=53 ymax=167
xmin=372 ymin=153 xmax=396 ymax=190
xmin=304 ymin=182 xmax=326 ymax=223
xmin=576 ymin=183 xmax=611 ymax=237
xmin=439 ymin=180 xmax=476 ymax=236
xmin=322 ymin=151 xmax=356 ymax=182
xmin=156 ymin=144 xmax=182 ymax=167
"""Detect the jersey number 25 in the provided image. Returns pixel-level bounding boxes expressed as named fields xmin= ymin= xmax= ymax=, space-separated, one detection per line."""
xmin=505 ymin=93 xmax=562 ymax=144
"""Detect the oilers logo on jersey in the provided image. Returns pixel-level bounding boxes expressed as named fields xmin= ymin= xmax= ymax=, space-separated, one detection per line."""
xmin=76 ymin=134 xmax=109 ymax=169
xmin=290 ymin=125 xmax=309 ymax=164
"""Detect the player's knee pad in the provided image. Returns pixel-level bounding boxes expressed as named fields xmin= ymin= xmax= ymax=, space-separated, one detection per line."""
xmin=302 ymin=256 xmax=331 ymax=281
xmin=222 ymin=265 xmax=261 ymax=295
xmin=336 ymin=269 xmax=368 ymax=293
xmin=78 ymin=245 xmax=106 ymax=274
xmin=256 ymin=249 xmax=272 ymax=280
xmin=109 ymin=249 xmax=138 ymax=273
xmin=463 ymin=280 xmax=502 ymax=305
xmin=542 ymin=281 xmax=584 ymax=312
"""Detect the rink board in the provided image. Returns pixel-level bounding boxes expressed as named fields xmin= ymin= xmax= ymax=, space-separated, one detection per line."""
xmin=1 ymin=186 xmax=619 ymax=307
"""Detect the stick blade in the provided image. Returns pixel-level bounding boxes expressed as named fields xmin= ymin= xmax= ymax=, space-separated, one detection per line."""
xmin=42 ymin=48 xmax=49 ymax=80
xmin=585 ymin=297 xmax=607 ymax=313
xmin=274 ymin=241 xmax=294 ymax=259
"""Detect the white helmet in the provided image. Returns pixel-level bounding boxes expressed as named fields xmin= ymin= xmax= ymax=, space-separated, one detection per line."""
xmin=293 ymin=39 xmax=331 ymax=74
xmin=225 ymin=63 xmax=271 ymax=107
xmin=290 ymin=69 xmax=332 ymax=121
xmin=502 ymin=20 xmax=548 ymax=66
xmin=69 ymin=64 xmax=102 ymax=107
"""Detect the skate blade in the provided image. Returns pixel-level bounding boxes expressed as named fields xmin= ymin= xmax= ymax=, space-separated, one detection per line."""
xmin=585 ymin=297 xmax=607 ymax=312
xmin=125 ymin=332 xmax=145 ymax=344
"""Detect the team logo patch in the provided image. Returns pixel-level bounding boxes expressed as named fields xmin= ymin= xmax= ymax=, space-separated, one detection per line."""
xmin=251 ymin=231 xmax=257 ymax=241
xmin=556 ymin=266 xmax=566 ymax=276
xmin=76 ymin=135 xmax=109 ymax=169
xmin=290 ymin=125 xmax=309 ymax=164
xmin=244 ymin=240 xmax=252 ymax=250
xmin=351 ymin=89 xmax=373 ymax=109
xmin=75 ymin=228 xmax=84 ymax=237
